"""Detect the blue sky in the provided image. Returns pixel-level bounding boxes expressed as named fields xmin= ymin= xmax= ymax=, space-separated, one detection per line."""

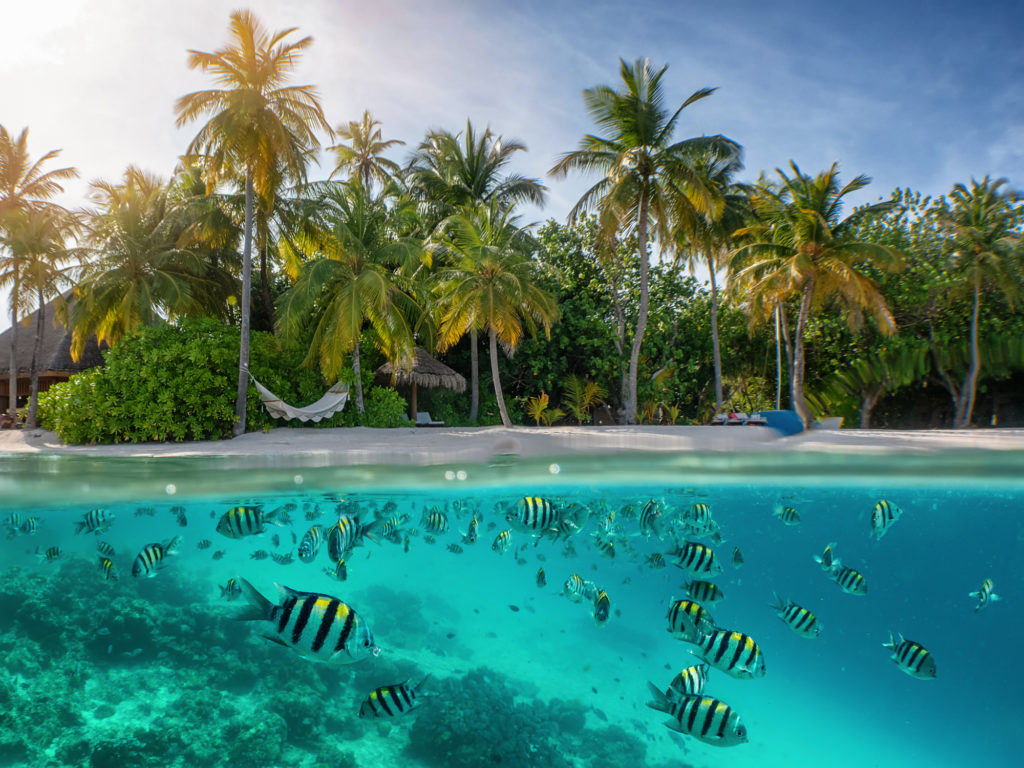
xmin=3 ymin=0 xmax=1022 ymax=331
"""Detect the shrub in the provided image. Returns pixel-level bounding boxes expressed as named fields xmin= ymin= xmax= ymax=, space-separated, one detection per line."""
xmin=360 ymin=386 xmax=411 ymax=428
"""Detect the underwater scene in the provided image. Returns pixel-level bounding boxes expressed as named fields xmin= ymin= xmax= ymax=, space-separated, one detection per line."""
xmin=0 ymin=452 xmax=1021 ymax=768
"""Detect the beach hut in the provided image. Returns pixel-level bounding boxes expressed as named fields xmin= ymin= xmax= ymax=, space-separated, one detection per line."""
xmin=374 ymin=347 xmax=466 ymax=423
xmin=0 ymin=297 xmax=106 ymax=414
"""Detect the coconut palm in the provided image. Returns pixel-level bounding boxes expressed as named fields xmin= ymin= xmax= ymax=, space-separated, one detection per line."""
xmin=673 ymin=151 xmax=749 ymax=413
xmin=731 ymin=162 xmax=901 ymax=427
xmin=329 ymin=110 xmax=405 ymax=191
xmin=71 ymin=167 xmax=225 ymax=356
xmin=3 ymin=206 xmax=77 ymax=427
xmin=937 ymin=177 xmax=1023 ymax=428
xmin=408 ymin=120 xmax=547 ymax=420
xmin=550 ymin=58 xmax=738 ymax=423
xmin=431 ymin=202 xmax=558 ymax=427
xmin=0 ymin=125 xmax=78 ymax=419
xmin=277 ymin=182 xmax=423 ymax=414
xmin=175 ymin=9 xmax=332 ymax=435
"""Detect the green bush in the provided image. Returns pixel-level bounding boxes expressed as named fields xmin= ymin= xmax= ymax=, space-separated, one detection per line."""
xmin=360 ymin=386 xmax=412 ymax=429
xmin=38 ymin=318 xmax=356 ymax=444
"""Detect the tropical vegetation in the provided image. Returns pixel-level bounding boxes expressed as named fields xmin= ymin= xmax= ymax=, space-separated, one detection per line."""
xmin=0 ymin=11 xmax=1018 ymax=443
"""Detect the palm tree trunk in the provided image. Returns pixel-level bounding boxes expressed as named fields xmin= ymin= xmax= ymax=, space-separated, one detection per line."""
xmin=232 ymin=170 xmax=255 ymax=437
xmin=26 ymin=286 xmax=45 ymax=429
xmin=489 ymin=328 xmax=511 ymax=427
xmin=625 ymin=191 xmax=651 ymax=425
xmin=469 ymin=328 xmax=479 ymax=422
xmin=860 ymin=385 xmax=882 ymax=429
xmin=353 ymin=339 xmax=365 ymax=414
xmin=260 ymin=237 xmax=272 ymax=330
xmin=955 ymin=278 xmax=982 ymax=428
xmin=791 ymin=277 xmax=814 ymax=429
xmin=778 ymin=302 xmax=794 ymax=406
xmin=708 ymin=257 xmax=723 ymax=411
xmin=7 ymin=271 xmax=18 ymax=420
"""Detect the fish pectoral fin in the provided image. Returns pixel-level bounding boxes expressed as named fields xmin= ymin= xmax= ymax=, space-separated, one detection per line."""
xmin=261 ymin=634 xmax=290 ymax=648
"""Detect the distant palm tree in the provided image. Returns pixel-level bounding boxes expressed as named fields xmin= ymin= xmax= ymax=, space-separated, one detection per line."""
xmin=937 ymin=177 xmax=1023 ymax=428
xmin=175 ymin=9 xmax=331 ymax=435
xmin=731 ymin=162 xmax=901 ymax=427
xmin=0 ymin=125 xmax=78 ymax=419
xmin=550 ymin=58 xmax=738 ymax=423
xmin=674 ymin=151 xmax=749 ymax=413
xmin=329 ymin=110 xmax=405 ymax=191
xmin=431 ymin=202 xmax=558 ymax=427
xmin=3 ymin=206 xmax=77 ymax=427
xmin=408 ymin=120 xmax=547 ymax=420
xmin=277 ymin=182 xmax=423 ymax=414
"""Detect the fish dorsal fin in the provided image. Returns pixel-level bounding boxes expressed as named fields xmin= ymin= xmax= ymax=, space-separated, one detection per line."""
xmin=275 ymin=583 xmax=310 ymax=600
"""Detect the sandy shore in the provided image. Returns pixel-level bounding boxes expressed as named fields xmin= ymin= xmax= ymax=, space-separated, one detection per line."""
xmin=3 ymin=424 xmax=1024 ymax=464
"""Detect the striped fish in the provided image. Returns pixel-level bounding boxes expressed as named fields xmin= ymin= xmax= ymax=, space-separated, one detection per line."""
xmin=593 ymin=590 xmax=611 ymax=626
xmin=298 ymin=526 xmax=323 ymax=563
xmin=647 ymin=553 xmax=666 ymax=570
xmin=75 ymin=508 xmax=114 ymax=535
xmin=691 ymin=629 xmax=766 ymax=679
xmin=685 ymin=580 xmax=724 ymax=604
xmin=646 ymin=683 xmax=748 ymax=747
xmin=593 ymin=533 xmax=615 ymax=559
xmin=421 ymin=508 xmax=449 ymax=534
xmin=969 ymin=578 xmax=1000 ymax=613
xmin=813 ymin=542 xmax=837 ymax=571
xmin=638 ymin=500 xmax=663 ymax=538
xmin=669 ymin=540 xmax=722 ymax=576
xmin=506 ymin=497 xmax=560 ymax=533
xmin=681 ymin=503 xmax=715 ymax=534
xmin=196 ymin=539 xmax=212 ymax=551
xmin=666 ymin=663 xmax=709 ymax=701
xmin=732 ymin=547 xmax=743 ymax=568
xmin=97 ymin=555 xmax=118 ymax=581
xmin=460 ymin=515 xmax=479 ymax=544
xmin=4 ymin=512 xmax=23 ymax=533
xmin=770 ymin=593 xmax=820 ymax=638
xmin=220 ymin=578 xmax=242 ymax=600
xmin=236 ymin=580 xmax=377 ymax=663
xmin=216 ymin=506 xmax=272 ymax=539
xmin=20 ymin=518 xmax=40 ymax=536
xmin=130 ymin=536 xmax=181 ymax=578
xmin=870 ymin=500 xmax=903 ymax=540
xmin=174 ymin=507 xmax=188 ymax=528
xmin=492 ymin=530 xmax=512 ymax=554
xmin=97 ymin=541 xmax=115 ymax=558
xmin=536 ymin=568 xmax=546 ymax=588
xmin=250 ymin=550 xmax=269 ymax=560
xmin=447 ymin=543 xmax=464 ymax=554
xmin=328 ymin=514 xmax=378 ymax=562
xmin=564 ymin=573 xmax=588 ymax=602
xmin=883 ymin=631 xmax=936 ymax=679
xmin=774 ymin=506 xmax=800 ymax=526
xmin=324 ymin=559 xmax=348 ymax=582
xmin=827 ymin=562 xmax=868 ymax=595
xmin=359 ymin=677 xmax=429 ymax=718
xmin=271 ymin=552 xmax=294 ymax=565
xmin=667 ymin=598 xmax=716 ymax=642
xmin=39 ymin=546 xmax=63 ymax=562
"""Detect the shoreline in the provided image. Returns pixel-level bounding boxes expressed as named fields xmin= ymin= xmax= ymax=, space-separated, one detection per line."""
xmin=3 ymin=425 xmax=1024 ymax=464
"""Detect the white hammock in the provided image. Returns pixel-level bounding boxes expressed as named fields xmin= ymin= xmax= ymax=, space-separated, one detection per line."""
xmin=249 ymin=376 xmax=349 ymax=423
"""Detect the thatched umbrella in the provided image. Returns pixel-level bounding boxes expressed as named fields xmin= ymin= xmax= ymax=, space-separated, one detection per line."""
xmin=374 ymin=347 xmax=466 ymax=419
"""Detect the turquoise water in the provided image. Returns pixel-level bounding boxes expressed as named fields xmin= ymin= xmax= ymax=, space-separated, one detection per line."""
xmin=0 ymin=450 xmax=1021 ymax=768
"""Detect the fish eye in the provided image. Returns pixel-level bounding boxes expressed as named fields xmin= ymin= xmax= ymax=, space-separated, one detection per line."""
xmin=737 ymin=726 xmax=747 ymax=738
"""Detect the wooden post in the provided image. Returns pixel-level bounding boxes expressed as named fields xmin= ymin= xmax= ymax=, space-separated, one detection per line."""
xmin=410 ymin=381 xmax=418 ymax=420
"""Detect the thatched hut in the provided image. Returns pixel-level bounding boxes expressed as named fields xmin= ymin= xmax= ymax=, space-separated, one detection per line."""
xmin=374 ymin=347 xmax=466 ymax=419
xmin=0 ymin=297 xmax=106 ymax=413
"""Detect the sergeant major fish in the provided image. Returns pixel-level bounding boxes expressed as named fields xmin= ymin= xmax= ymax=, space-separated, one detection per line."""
xmin=131 ymin=537 xmax=181 ymax=578
xmin=236 ymin=579 xmax=377 ymax=663
xmin=506 ymin=497 xmax=560 ymax=534
xmin=666 ymin=663 xmax=709 ymax=701
xmin=492 ymin=530 xmax=512 ymax=554
xmin=773 ymin=506 xmax=800 ymax=526
xmin=969 ymin=578 xmax=1000 ymax=613
xmin=667 ymin=598 xmax=716 ymax=642
xmin=216 ymin=506 xmax=276 ymax=539
xmin=75 ymin=509 xmax=114 ymax=535
xmin=883 ymin=631 xmax=936 ymax=679
xmin=359 ymin=677 xmax=429 ymax=718
xmin=220 ymin=578 xmax=242 ymax=600
xmin=770 ymin=593 xmax=821 ymax=638
xmin=298 ymin=526 xmax=323 ymax=563
xmin=870 ymin=500 xmax=903 ymax=540
xmin=592 ymin=589 xmax=611 ymax=626
xmin=646 ymin=683 xmax=748 ymax=747
xmin=690 ymin=629 xmax=766 ymax=679
xmin=668 ymin=540 xmax=722 ymax=576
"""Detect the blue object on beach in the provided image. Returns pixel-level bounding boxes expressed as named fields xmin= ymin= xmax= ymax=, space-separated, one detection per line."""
xmin=758 ymin=409 xmax=805 ymax=436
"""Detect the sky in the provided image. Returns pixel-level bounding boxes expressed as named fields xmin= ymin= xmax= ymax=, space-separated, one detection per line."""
xmin=3 ymin=0 xmax=1023 ymax=333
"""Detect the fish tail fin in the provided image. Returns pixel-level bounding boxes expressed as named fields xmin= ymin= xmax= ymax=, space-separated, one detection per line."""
xmin=882 ymin=630 xmax=899 ymax=651
xmin=361 ymin=518 xmax=381 ymax=546
xmin=235 ymin=578 xmax=272 ymax=622
xmin=769 ymin=592 xmax=786 ymax=612
xmin=74 ymin=521 xmax=87 ymax=534
xmin=991 ymin=593 xmax=1001 ymax=602
xmin=413 ymin=674 xmax=432 ymax=696
xmin=968 ymin=590 xmax=979 ymax=598
xmin=645 ymin=681 xmax=670 ymax=714
xmin=163 ymin=536 xmax=182 ymax=555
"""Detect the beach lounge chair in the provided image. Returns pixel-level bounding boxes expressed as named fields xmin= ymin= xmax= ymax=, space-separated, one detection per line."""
xmin=725 ymin=412 xmax=749 ymax=426
xmin=415 ymin=411 xmax=444 ymax=427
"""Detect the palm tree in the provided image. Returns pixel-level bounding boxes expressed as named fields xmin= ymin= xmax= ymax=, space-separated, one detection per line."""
xmin=408 ymin=120 xmax=547 ymax=420
xmin=431 ymin=202 xmax=558 ymax=427
xmin=673 ymin=151 xmax=748 ymax=413
xmin=277 ymin=182 xmax=423 ymax=414
xmin=0 ymin=125 xmax=78 ymax=419
xmin=550 ymin=58 xmax=738 ymax=424
xmin=329 ymin=110 xmax=405 ymax=191
xmin=175 ymin=9 xmax=331 ymax=435
xmin=731 ymin=162 xmax=901 ymax=427
xmin=3 ymin=206 xmax=77 ymax=427
xmin=937 ymin=177 xmax=1022 ymax=428
xmin=71 ymin=167 xmax=224 ymax=356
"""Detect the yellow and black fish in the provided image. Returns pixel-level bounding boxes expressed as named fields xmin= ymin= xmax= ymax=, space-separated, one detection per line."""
xmin=685 ymin=580 xmax=724 ymax=604
xmin=507 ymin=497 xmax=559 ymax=533
xmin=732 ymin=547 xmax=743 ymax=568
xmin=536 ymin=568 xmax=546 ymax=588
xmin=646 ymin=682 xmax=748 ymax=747
xmin=666 ymin=598 xmax=716 ymax=642
xmin=870 ymin=500 xmax=903 ymax=540
xmin=97 ymin=541 xmax=115 ymax=558
xmin=691 ymin=629 xmax=766 ymax=679
xmin=236 ymin=579 xmax=376 ymax=663
xmin=39 ymin=546 xmax=63 ymax=562
xmin=681 ymin=503 xmax=715 ymax=534
xmin=220 ymin=578 xmax=242 ymax=600
xmin=324 ymin=559 xmax=348 ymax=582
xmin=828 ymin=562 xmax=867 ymax=595
xmin=359 ymin=677 xmax=429 ymax=718
xmin=774 ymin=506 xmax=800 ymax=526
xmin=883 ymin=631 xmax=936 ymax=679
xmin=593 ymin=533 xmax=615 ymax=559
xmin=666 ymin=663 xmax=709 ymax=701
xmin=593 ymin=589 xmax=611 ymax=626
xmin=196 ymin=539 xmax=212 ymax=551
xmin=131 ymin=537 xmax=181 ymax=578
xmin=421 ymin=508 xmax=449 ymax=534
xmin=75 ymin=508 xmax=114 ymax=535
xmin=492 ymin=529 xmax=512 ymax=554
xmin=564 ymin=573 xmax=588 ymax=602
xmin=668 ymin=540 xmax=722 ymax=576
xmin=969 ymin=578 xmax=1000 ymax=613
xmin=97 ymin=555 xmax=118 ymax=581
xmin=813 ymin=542 xmax=837 ymax=571
xmin=447 ymin=543 xmax=464 ymax=554
xmin=298 ymin=525 xmax=323 ymax=563
xmin=216 ymin=506 xmax=272 ymax=539
xmin=461 ymin=515 xmax=480 ymax=544
xmin=638 ymin=500 xmax=663 ymax=538
xmin=646 ymin=553 xmax=666 ymax=570
xmin=20 ymin=518 xmax=40 ymax=536
xmin=770 ymin=593 xmax=820 ymax=638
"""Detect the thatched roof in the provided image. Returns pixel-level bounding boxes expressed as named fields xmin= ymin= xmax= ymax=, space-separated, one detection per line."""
xmin=374 ymin=347 xmax=466 ymax=392
xmin=0 ymin=296 xmax=106 ymax=376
